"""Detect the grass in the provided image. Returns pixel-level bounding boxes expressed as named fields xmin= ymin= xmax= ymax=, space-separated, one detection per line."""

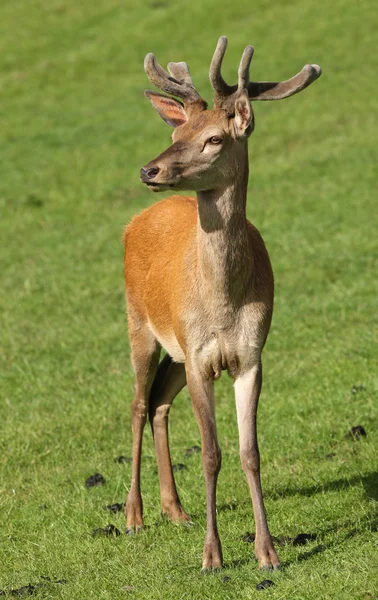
xmin=1 ymin=0 xmax=377 ymax=598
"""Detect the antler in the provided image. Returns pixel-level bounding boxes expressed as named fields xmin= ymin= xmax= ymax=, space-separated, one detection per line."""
xmin=210 ymin=36 xmax=322 ymax=111
xmin=144 ymin=53 xmax=207 ymax=111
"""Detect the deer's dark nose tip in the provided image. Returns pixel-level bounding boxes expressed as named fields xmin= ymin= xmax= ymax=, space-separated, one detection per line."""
xmin=140 ymin=167 xmax=160 ymax=182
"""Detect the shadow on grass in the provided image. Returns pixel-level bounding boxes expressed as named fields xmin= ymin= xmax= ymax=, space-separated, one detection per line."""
xmin=282 ymin=510 xmax=378 ymax=568
xmin=228 ymin=544 xmax=329 ymax=571
xmin=271 ymin=471 xmax=378 ymax=504
xmin=225 ymin=472 xmax=378 ymax=570
xmin=268 ymin=471 xmax=378 ymax=568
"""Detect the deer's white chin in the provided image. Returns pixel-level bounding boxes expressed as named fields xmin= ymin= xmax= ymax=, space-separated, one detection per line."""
xmin=146 ymin=182 xmax=175 ymax=193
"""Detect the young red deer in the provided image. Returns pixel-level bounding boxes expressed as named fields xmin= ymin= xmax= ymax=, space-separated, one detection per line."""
xmin=123 ymin=37 xmax=321 ymax=570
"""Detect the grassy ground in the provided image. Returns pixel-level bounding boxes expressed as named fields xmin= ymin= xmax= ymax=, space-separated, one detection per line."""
xmin=1 ymin=0 xmax=378 ymax=598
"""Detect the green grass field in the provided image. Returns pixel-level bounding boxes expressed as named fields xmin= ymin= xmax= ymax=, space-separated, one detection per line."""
xmin=1 ymin=0 xmax=377 ymax=598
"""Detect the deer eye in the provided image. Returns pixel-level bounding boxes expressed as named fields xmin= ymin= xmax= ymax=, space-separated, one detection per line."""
xmin=207 ymin=136 xmax=223 ymax=145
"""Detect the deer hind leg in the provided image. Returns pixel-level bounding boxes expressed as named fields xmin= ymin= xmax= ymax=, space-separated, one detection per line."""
xmin=234 ymin=362 xmax=280 ymax=570
xmin=149 ymin=354 xmax=190 ymax=523
xmin=186 ymin=366 xmax=223 ymax=570
xmin=125 ymin=323 xmax=161 ymax=534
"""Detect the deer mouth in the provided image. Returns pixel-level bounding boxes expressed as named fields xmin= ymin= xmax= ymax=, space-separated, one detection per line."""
xmin=145 ymin=182 xmax=175 ymax=192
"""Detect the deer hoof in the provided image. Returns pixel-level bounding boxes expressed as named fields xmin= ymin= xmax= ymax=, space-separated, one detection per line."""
xmin=202 ymin=538 xmax=223 ymax=571
xmin=126 ymin=525 xmax=144 ymax=536
xmin=260 ymin=562 xmax=281 ymax=571
xmin=257 ymin=554 xmax=281 ymax=571
xmin=161 ymin=502 xmax=191 ymax=524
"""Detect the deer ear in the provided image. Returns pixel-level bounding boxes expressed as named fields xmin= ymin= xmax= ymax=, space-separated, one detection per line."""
xmin=145 ymin=91 xmax=188 ymax=128
xmin=234 ymin=90 xmax=254 ymax=138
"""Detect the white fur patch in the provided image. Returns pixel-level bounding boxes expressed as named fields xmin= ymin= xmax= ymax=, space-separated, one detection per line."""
xmin=147 ymin=320 xmax=186 ymax=362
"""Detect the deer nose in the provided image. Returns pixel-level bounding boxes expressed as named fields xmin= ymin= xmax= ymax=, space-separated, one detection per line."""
xmin=140 ymin=167 xmax=160 ymax=182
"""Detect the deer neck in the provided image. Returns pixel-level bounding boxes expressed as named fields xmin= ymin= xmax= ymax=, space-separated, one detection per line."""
xmin=196 ymin=149 xmax=252 ymax=310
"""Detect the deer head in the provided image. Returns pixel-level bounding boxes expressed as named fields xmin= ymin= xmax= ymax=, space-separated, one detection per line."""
xmin=140 ymin=36 xmax=321 ymax=192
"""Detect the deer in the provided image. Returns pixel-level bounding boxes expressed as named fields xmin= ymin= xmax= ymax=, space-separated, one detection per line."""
xmin=123 ymin=36 xmax=321 ymax=571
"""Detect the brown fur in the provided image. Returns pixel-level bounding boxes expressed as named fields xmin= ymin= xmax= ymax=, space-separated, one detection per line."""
xmin=124 ymin=195 xmax=273 ymax=368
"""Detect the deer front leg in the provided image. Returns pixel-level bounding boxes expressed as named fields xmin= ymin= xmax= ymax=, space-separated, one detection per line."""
xmin=186 ymin=366 xmax=223 ymax=570
xmin=149 ymin=355 xmax=190 ymax=523
xmin=125 ymin=326 xmax=160 ymax=534
xmin=234 ymin=363 xmax=280 ymax=570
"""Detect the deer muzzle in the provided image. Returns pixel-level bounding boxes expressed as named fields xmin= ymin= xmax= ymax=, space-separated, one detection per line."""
xmin=140 ymin=142 xmax=188 ymax=191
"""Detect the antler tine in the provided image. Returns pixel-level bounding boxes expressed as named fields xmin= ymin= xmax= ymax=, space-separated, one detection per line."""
xmin=167 ymin=61 xmax=207 ymax=108
xmin=209 ymin=36 xmax=235 ymax=99
xmin=144 ymin=53 xmax=206 ymax=108
xmin=167 ymin=61 xmax=193 ymax=86
xmin=247 ymin=63 xmax=322 ymax=100
xmin=144 ymin=53 xmax=178 ymax=95
xmin=238 ymin=45 xmax=254 ymax=91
